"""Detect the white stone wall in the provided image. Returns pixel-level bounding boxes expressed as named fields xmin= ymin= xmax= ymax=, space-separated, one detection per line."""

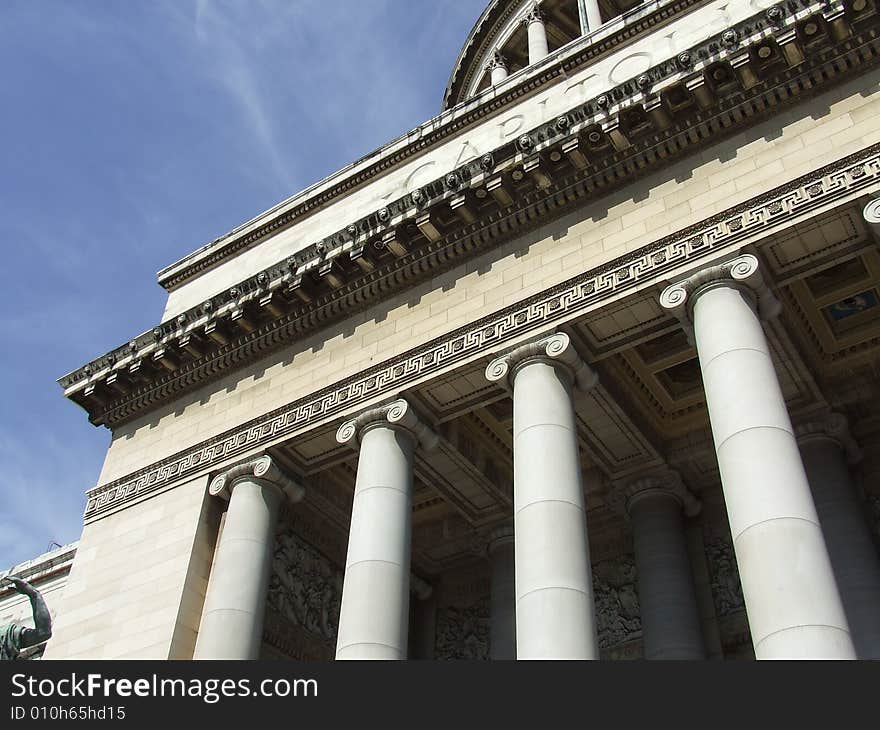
xmin=44 ymin=476 xmax=216 ymax=659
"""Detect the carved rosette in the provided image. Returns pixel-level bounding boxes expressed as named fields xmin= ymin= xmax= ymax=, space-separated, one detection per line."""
xmin=608 ymin=469 xmax=701 ymax=518
xmin=335 ymin=398 xmax=439 ymax=451
xmin=659 ymin=254 xmax=781 ymax=338
xmin=209 ymin=454 xmax=305 ymax=503
xmin=795 ymin=412 xmax=862 ymax=464
xmin=485 ymin=332 xmax=598 ymax=390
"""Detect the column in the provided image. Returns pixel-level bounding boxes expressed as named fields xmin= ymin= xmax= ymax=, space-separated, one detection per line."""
xmin=194 ymin=455 xmax=304 ymax=660
xmin=335 ymin=399 xmax=438 ymax=660
xmin=487 ymin=523 xmax=516 ymax=660
xmin=797 ymin=414 xmax=880 ymax=659
xmin=578 ymin=0 xmax=603 ymax=34
xmin=612 ymin=471 xmax=705 ymax=659
xmin=661 ymin=254 xmax=855 ymax=659
xmin=524 ymin=4 xmax=549 ymax=64
xmin=486 ymin=51 xmax=508 ymax=86
xmin=486 ymin=332 xmax=599 ymax=659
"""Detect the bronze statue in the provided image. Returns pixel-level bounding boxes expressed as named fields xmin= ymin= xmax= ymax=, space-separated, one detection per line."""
xmin=0 ymin=576 xmax=52 ymax=660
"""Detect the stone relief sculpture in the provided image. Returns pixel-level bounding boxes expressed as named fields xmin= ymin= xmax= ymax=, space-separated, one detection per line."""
xmin=592 ymin=557 xmax=642 ymax=649
xmin=704 ymin=537 xmax=745 ymax=617
xmin=0 ymin=577 xmax=52 ymax=661
xmin=434 ymin=598 xmax=490 ymax=660
xmin=266 ymin=527 xmax=342 ymax=645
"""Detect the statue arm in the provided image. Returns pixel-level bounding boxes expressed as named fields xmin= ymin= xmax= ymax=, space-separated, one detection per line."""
xmin=20 ymin=587 xmax=52 ymax=647
xmin=2 ymin=577 xmax=52 ymax=648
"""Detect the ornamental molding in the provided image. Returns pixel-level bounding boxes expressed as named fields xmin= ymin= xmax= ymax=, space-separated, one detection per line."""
xmin=485 ymin=331 xmax=598 ymax=390
xmin=60 ymin=0 xmax=877 ymax=428
xmin=335 ymin=398 xmax=439 ymax=451
xmin=167 ymin=0 xmax=703 ymax=295
xmin=82 ymin=146 xmax=880 ymax=523
xmin=208 ymin=454 xmax=305 ymax=503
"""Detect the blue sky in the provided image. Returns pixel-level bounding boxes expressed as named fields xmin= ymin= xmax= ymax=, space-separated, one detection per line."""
xmin=0 ymin=0 xmax=488 ymax=569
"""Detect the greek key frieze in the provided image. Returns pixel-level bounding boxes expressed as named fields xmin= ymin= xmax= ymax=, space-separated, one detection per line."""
xmin=83 ymin=146 xmax=880 ymax=520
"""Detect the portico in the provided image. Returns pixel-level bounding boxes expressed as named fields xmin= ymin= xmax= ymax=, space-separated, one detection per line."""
xmin=43 ymin=0 xmax=880 ymax=661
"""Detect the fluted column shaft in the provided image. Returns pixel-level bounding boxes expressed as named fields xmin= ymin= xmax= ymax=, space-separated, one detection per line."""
xmin=525 ymin=6 xmax=549 ymax=63
xmin=487 ymin=333 xmax=599 ymax=659
xmin=579 ymin=0 xmax=603 ymax=32
xmin=662 ymin=255 xmax=854 ymax=659
xmin=488 ymin=527 xmax=516 ymax=660
xmin=487 ymin=52 xmax=509 ymax=85
xmin=194 ymin=456 xmax=303 ymax=660
xmin=798 ymin=420 xmax=880 ymax=659
xmin=626 ymin=485 xmax=705 ymax=659
xmin=335 ymin=400 xmax=436 ymax=660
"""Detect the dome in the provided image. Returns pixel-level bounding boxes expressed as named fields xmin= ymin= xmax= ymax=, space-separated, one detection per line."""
xmin=443 ymin=0 xmax=642 ymax=111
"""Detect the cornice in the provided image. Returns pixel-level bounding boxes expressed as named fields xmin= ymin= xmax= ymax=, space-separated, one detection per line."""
xmin=60 ymin=0 xmax=880 ymax=429
xmin=81 ymin=143 xmax=880 ymax=523
xmin=158 ymin=0 xmax=713 ymax=292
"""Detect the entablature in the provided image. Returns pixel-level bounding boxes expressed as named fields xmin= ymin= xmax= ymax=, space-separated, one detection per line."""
xmin=59 ymin=0 xmax=880 ymax=430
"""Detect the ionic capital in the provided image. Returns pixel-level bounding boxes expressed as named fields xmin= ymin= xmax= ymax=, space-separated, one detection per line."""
xmin=336 ymin=398 xmax=439 ymax=451
xmin=485 ymin=332 xmax=598 ymax=391
xmin=863 ymin=197 xmax=880 ymax=227
xmin=795 ymin=412 xmax=862 ymax=464
xmin=608 ymin=469 xmax=701 ymax=518
xmin=209 ymin=454 xmax=305 ymax=503
xmin=485 ymin=50 xmax=508 ymax=73
xmin=659 ymin=254 xmax=781 ymax=336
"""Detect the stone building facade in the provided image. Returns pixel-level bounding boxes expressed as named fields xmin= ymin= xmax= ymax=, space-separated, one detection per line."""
xmin=35 ymin=0 xmax=880 ymax=659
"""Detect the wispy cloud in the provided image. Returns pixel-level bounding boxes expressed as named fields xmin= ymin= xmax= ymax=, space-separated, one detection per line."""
xmin=0 ymin=0 xmax=489 ymax=571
